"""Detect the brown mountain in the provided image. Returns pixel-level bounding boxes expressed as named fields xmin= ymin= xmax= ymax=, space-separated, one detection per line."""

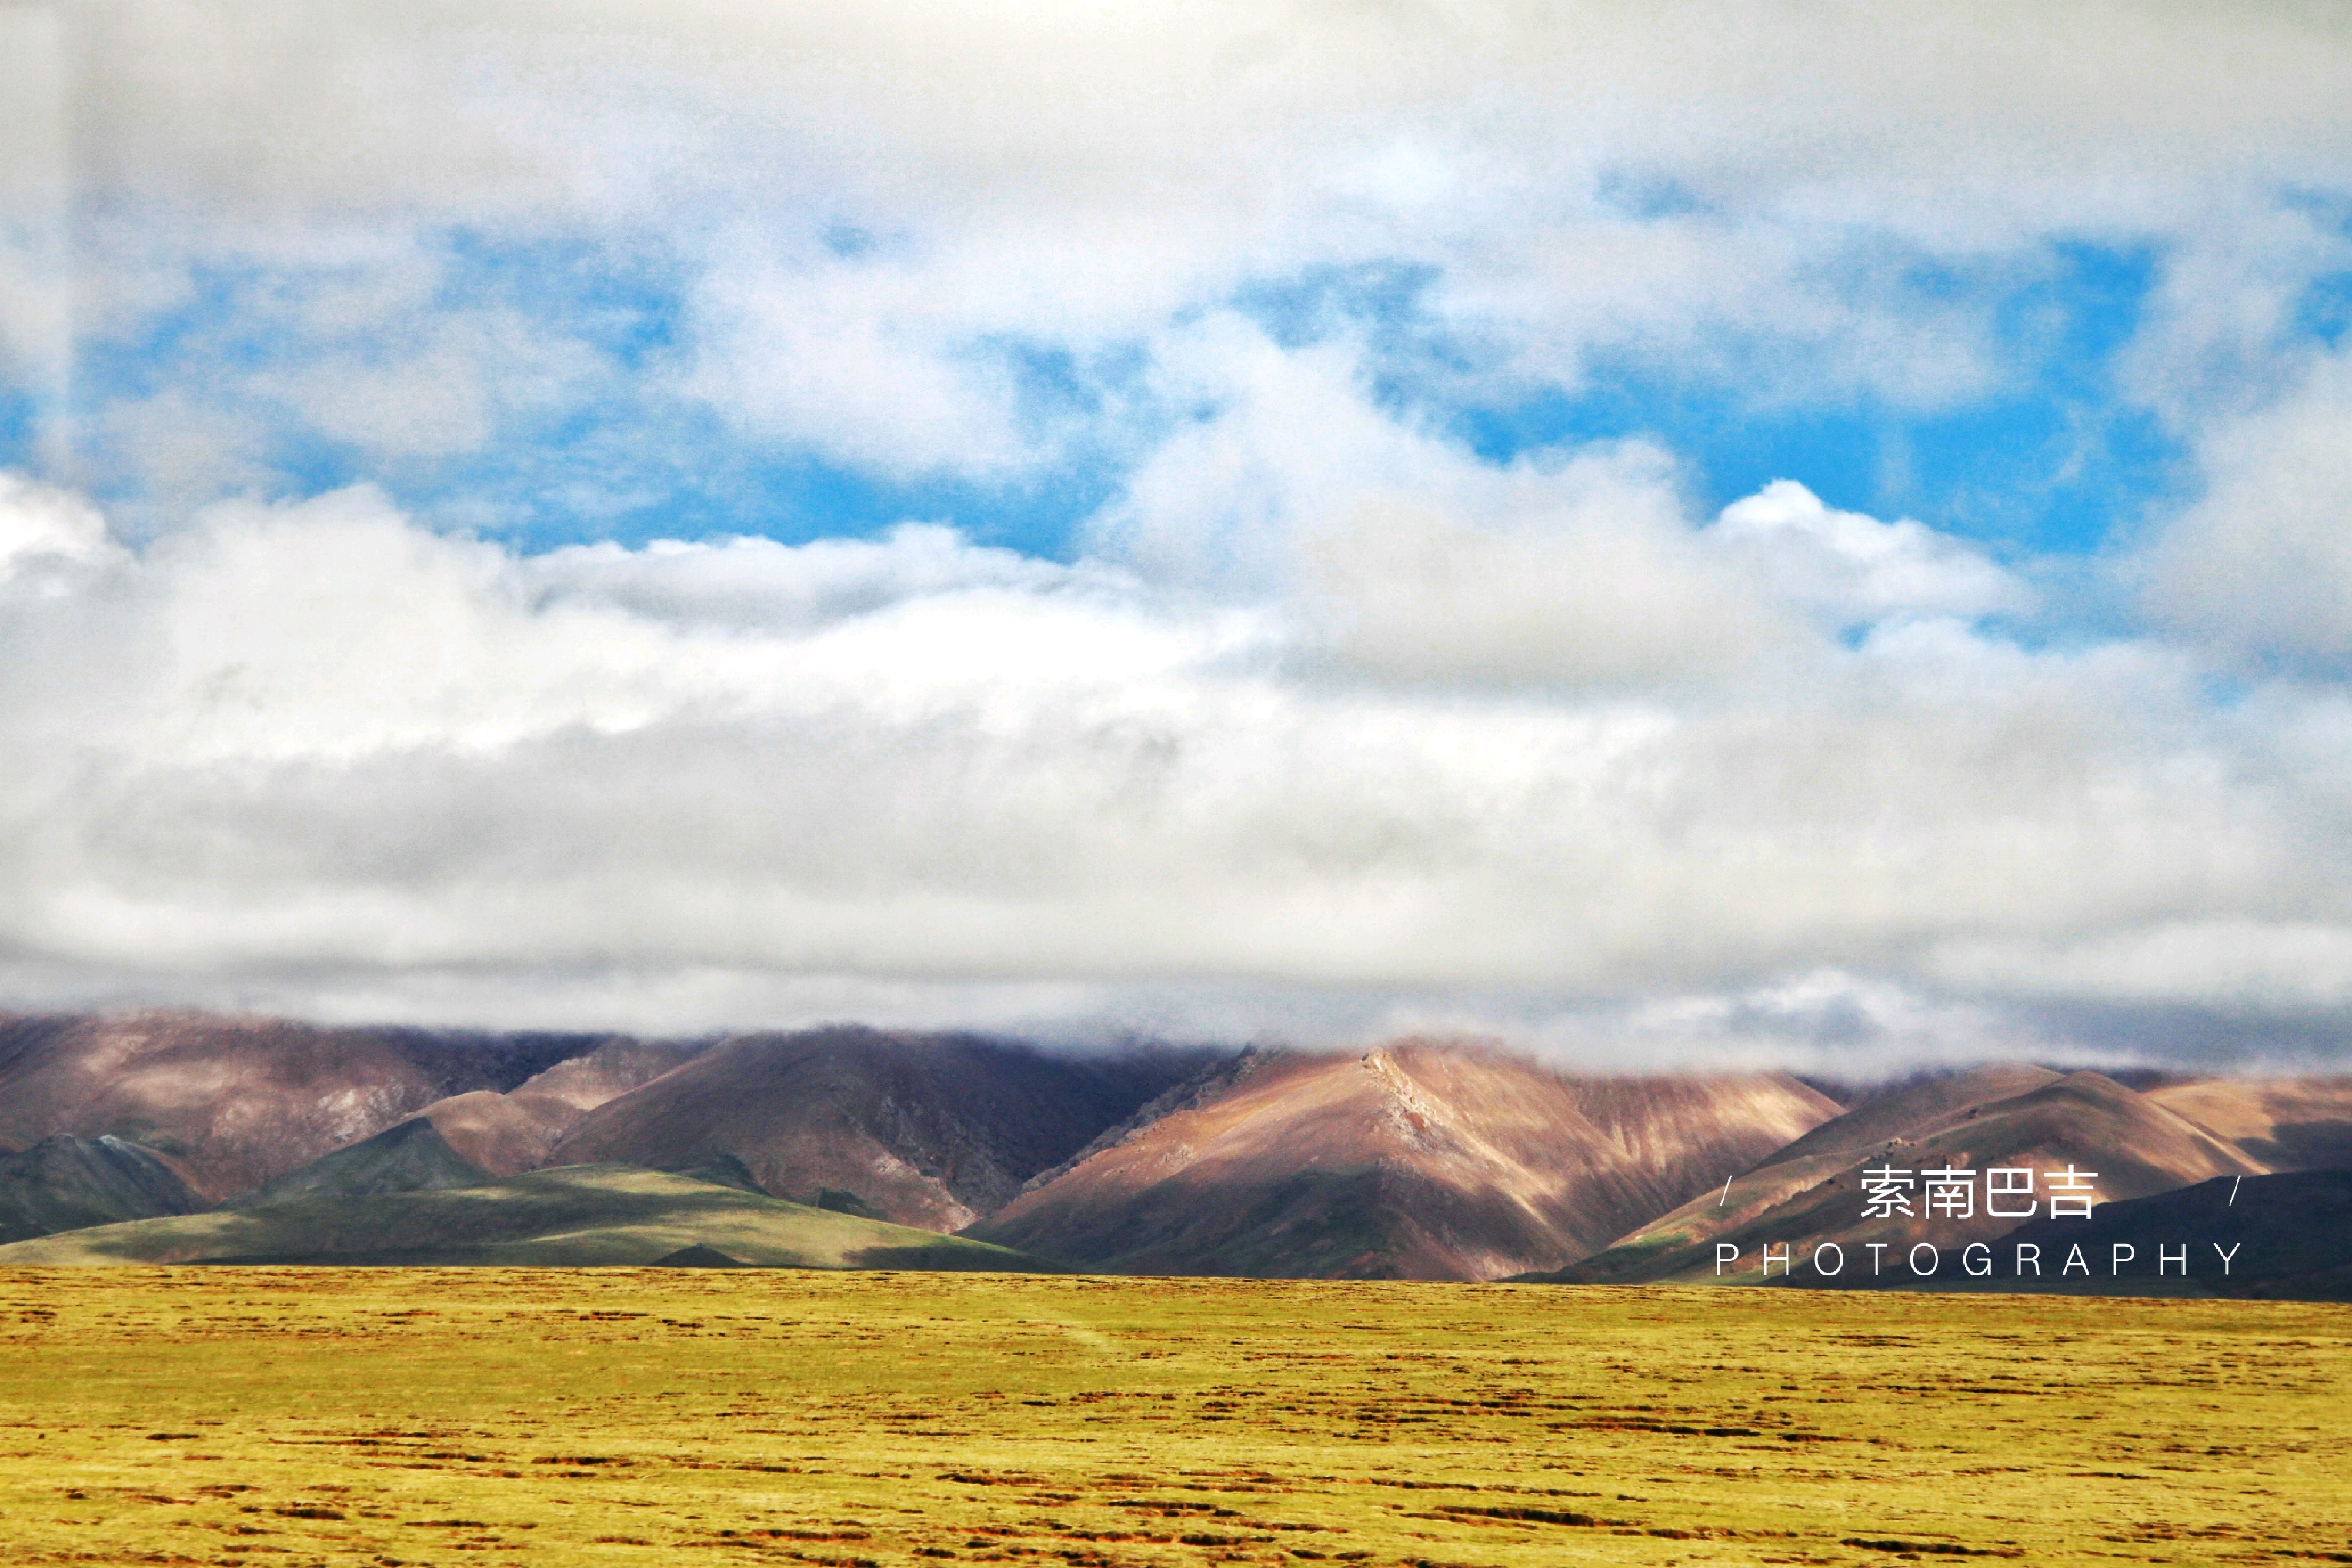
xmin=964 ymin=1042 xmax=1842 ymax=1280
xmin=544 ymin=1026 xmax=1218 ymax=1230
xmin=0 ymin=1010 xmax=615 ymax=1200
xmin=1549 ymin=1063 xmax=2067 ymax=1276
xmin=1546 ymin=1067 xmax=2264 ymax=1285
xmin=2143 ymin=1076 xmax=2352 ymax=1172
xmin=411 ymin=1037 xmax=709 ymax=1176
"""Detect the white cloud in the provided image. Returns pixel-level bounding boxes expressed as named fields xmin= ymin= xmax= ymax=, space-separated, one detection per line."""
xmin=14 ymin=4 xmax=2352 ymax=497
xmin=1088 ymin=322 xmax=1754 ymax=669
xmin=0 ymin=5 xmax=70 ymax=418
xmin=682 ymin=242 xmax=1050 ymax=478
xmin=1303 ymin=459 xmax=1782 ymax=689
xmin=1930 ymin=920 xmax=2352 ymax=1019
xmin=0 ymin=471 xmax=112 ymax=577
xmin=523 ymin=523 xmax=1077 ymax=633
xmin=260 ymin=308 xmax=604 ymax=463
xmin=2116 ymin=200 xmax=2352 ymax=430
xmin=2143 ymin=347 xmax=2352 ymax=669
xmin=47 ymin=4 xmax=2352 ymax=238
xmin=1712 ymin=479 xmax=2030 ymax=628
xmin=1090 ymin=329 xmax=2029 ymax=689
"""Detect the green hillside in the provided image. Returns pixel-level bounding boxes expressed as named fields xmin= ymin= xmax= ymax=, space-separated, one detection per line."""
xmin=222 ymin=1118 xmax=491 ymax=1208
xmin=0 ymin=1163 xmax=1056 ymax=1270
xmin=0 ymin=1134 xmax=200 ymax=1243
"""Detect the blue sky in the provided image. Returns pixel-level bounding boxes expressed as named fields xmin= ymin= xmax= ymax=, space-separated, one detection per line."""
xmin=5 ymin=4 xmax=2352 ymax=1057
xmin=36 ymin=227 xmax=2212 ymax=568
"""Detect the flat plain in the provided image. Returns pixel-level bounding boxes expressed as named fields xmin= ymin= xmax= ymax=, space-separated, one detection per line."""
xmin=0 ymin=1270 xmax=2344 ymax=1567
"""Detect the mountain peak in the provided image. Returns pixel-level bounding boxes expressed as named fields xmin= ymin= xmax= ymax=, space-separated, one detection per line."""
xmin=970 ymin=1043 xmax=1841 ymax=1280
xmin=225 ymin=1119 xmax=490 ymax=1209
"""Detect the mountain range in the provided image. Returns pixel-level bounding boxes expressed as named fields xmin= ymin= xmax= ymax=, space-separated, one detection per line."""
xmin=2 ymin=1008 xmax=2347 ymax=1291
xmin=0 ymin=1010 xmax=619 ymax=1199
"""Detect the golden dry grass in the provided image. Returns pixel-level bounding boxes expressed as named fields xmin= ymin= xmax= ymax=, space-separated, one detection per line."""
xmin=0 ymin=1267 xmax=2344 ymax=1567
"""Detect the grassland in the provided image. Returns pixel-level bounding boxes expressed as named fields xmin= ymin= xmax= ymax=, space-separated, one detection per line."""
xmin=0 ymin=1270 xmax=2344 ymax=1567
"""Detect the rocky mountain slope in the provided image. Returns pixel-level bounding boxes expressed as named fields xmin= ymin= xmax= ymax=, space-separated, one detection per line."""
xmin=1968 ymin=1170 xmax=2352 ymax=1300
xmin=1547 ymin=1064 xmax=2066 ymax=1279
xmin=1764 ymin=1169 xmax=2352 ymax=1302
xmin=966 ymin=1043 xmax=1842 ymax=1279
xmin=9 ymin=1005 xmax=2352 ymax=1285
xmin=0 ymin=1010 xmax=617 ymax=1199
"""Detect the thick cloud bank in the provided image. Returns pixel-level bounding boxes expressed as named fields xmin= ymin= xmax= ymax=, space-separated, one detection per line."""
xmin=4 ymin=455 xmax=2348 ymax=1066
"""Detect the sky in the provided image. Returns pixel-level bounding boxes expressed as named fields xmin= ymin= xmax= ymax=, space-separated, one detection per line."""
xmin=4 ymin=2 xmax=2352 ymax=1069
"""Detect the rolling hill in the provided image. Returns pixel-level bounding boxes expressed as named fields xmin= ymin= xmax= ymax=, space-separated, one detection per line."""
xmin=966 ymin=1043 xmax=1841 ymax=1279
xmin=10 ymin=1005 xmax=2351 ymax=1283
xmin=1544 ymin=1064 xmax=2067 ymax=1280
xmin=1767 ymin=1170 xmax=2352 ymax=1301
xmin=0 ymin=1164 xmax=1054 ymax=1270
xmin=546 ymin=1026 xmax=1216 ymax=1230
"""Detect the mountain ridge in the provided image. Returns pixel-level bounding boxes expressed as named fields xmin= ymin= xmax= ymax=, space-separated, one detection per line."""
xmin=7 ymin=1006 xmax=2352 ymax=1285
xmin=0 ymin=1010 xmax=617 ymax=1199
xmin=969 ymin=1043 xmax=1842 ymax=1279
xmin=547 ymin=1026 xmax=1221 ymax=1230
